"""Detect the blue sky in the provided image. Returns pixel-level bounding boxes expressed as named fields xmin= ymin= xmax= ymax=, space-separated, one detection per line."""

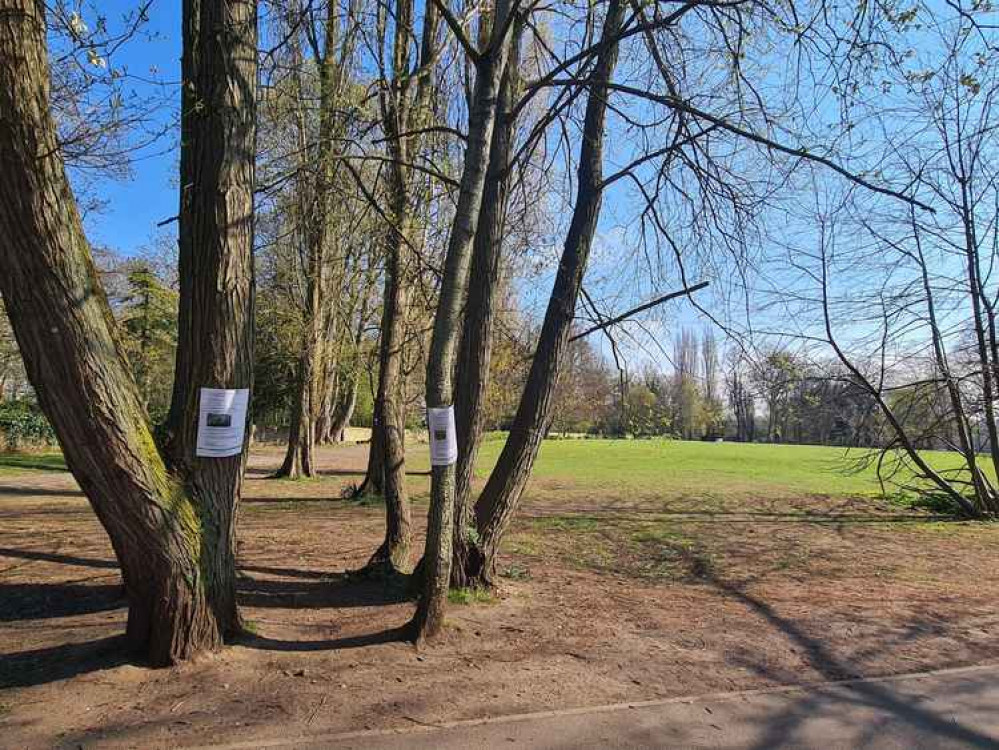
xmin=62 ymin=2 xmax=182 ymax=254
xmin=58 ymin=0 xmax=971 ymax=378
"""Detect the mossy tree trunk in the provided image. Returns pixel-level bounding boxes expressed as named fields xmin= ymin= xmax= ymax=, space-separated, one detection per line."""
xmin=0 ymin=0 xmax=256 ymax=665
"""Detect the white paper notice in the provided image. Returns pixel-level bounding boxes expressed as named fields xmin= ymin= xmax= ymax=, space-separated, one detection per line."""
xmin=427 ymin=406 xmax=457 ymax=466
xmin=196 ymin=388 xmax=249 ymax=458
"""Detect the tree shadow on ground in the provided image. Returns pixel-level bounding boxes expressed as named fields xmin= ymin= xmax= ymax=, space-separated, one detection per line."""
xmin=0 ymin=636 xmax=131 ymax=689
xmin=0 ymin=546 xmax=118 ymax=569
xmin=675 ymin=544 xmax=998 ymax=748
xmin=0 ymin=542 xmax=415 ymax=688
xmin=236 ymin=568 xmax=416 ymax=652
xmin=0 ymin=581 xmax=124 ymax=623
xmin=0 ymin=485 xmax=82 ymax=498
xmin=236 ymin=624 xmax=411 ymax=652
xmin=237 ymin=569 xmax=414 ymax=610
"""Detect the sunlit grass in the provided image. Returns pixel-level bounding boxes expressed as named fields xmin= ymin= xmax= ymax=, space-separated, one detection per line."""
xmin=0 ymin=451 xmax=67 ymax=475
xmin=468 ymin=438 xmax=981 ymax=501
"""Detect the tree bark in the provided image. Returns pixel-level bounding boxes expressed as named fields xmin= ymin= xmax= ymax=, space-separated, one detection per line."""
xmin=364 ymin=223 xmax=413 ymax=571
xmin=411 ymin=0 xmax=516 ymax=642
xmin=362 ymin=0 xmax=440 ymax=573
xmin=459 ymin=0 xmax=624 ymax=587
xmin=0 ymin=0 xmax=256 ymax=664
xmin=328 ymin=378 xmax=357 ymax=442
xmin=276 ymin=357 xmax=311 ymax=478
xmin=451 ymin=20 xmax=523 ymax=588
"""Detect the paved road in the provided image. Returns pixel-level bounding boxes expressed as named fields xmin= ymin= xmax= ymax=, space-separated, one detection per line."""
xmin=200 ymin=663 xmax=999 ymax=749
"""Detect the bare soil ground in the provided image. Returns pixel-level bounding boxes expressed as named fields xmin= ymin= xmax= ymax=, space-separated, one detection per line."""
xmin=2 ymin=443 xmax=998 ymax=749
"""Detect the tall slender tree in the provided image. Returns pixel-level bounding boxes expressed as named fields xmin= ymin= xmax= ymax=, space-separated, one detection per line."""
xmin=452 ymin=0 xmax=625 ymax=588
xmin=411 ymin=0 xmax=520 ymax=641
xmin=357 ymin=0 xmax=440 ymax=573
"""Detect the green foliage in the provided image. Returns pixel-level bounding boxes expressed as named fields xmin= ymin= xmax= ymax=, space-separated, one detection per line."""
xmin=115 ymin=264 xmax=178 ymax=425
xmin=0 ymin=400 xmax=55 ymax=450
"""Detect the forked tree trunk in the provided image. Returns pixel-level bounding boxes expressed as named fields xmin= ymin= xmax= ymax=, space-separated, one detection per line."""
xmin=411 ymin=0 xmax=516 ymax=643
xmin=0 ymin=0 xmax=256 ymax=664
xmin=328 ymin=378 xmax=357 ymax=442
xmin=451 ymin=20 xmax=523 ymax=588
xmin=457 ymin=0 xmax=624 ymax=588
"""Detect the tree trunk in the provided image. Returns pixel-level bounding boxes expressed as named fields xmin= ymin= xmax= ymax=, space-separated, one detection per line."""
xmin=276 ymin=357 xmax=311 ymax=478
xmin=364 ymin=224 xmax=412 ymax=572
xmin=958 ymin=181 xmax=999 ymax=507
xmin=411 ymin=1 xmax=516 ymax=642
xmin=0 ymin=0 xmax=256 ymax=664
xmin=328 ymin=377 xmax=358 ymax=442
xmin=362 ymin=0 xmax=440 ymax=573
xmin=359 ymin=405 xmax=386 ymax=496
xmin=913 ymin=218 xmax=995 ymax=512
xmin=459 ymin=0 xmax=624 ymax=588
xmin=451 ymin=20 xmax=523 ymax=588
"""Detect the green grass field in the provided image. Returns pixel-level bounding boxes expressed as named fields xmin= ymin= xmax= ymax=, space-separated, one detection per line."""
xmin=0 ymin=437 xmax=978 ymax=505
xmin=472 ymin=437 xmax=978 ymax=502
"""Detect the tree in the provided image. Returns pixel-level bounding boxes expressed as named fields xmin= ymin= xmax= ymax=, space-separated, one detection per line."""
xmin=672 ymin=329 xmax=701 ymax=440
xmin=262 ymin=0 xmax=363 ymax=479
xmin=347 ymin=0 xmax=443 ymax=573
xmin=700 ymin=330 xmax=723 ymax=437
xmin=0 ymin=0 xmax=256 ymax=664
xmin=725 ymin=357 xmax=756 ymax=443
xmin=450 ymin=0 xmax=626 ymax=589
xmin=411 ymin=0 xmax=519 ymax=640
xmin=758 ymin=1 xmax=999 ymax=516
xmin=750 ymin=349 xmax=802 ymax=443
xmin=117 ymin=264 xmax=179 ymax=423
xmin=451 ymin=6 xmax=527 ymax=586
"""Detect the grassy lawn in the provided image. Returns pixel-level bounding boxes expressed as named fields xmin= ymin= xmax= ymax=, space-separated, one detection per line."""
xmin=0 ymin=451 xmax=66 ymax=475
xmin=473 ymin=437 xmax=978 ymax=501
xmin=1 ymin=437 xmax=978 ymax=503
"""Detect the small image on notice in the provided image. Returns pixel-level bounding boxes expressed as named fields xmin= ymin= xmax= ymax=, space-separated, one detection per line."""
xmin=434 ymin=428 xmax=447 ymax=442
xmin=206 ymin=413 xmax=232 ymax=428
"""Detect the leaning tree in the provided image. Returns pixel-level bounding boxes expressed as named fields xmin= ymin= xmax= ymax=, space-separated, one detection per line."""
xmin=0 ymin=0 xmax=256 ymax=665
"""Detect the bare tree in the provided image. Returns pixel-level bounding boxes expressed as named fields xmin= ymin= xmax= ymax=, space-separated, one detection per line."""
xmin=411 ymin=0 xmax=519 ymax=642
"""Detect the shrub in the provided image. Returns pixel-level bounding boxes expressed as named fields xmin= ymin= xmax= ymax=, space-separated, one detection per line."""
xmin=0 ymin=400 xmax=55 ymax=450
